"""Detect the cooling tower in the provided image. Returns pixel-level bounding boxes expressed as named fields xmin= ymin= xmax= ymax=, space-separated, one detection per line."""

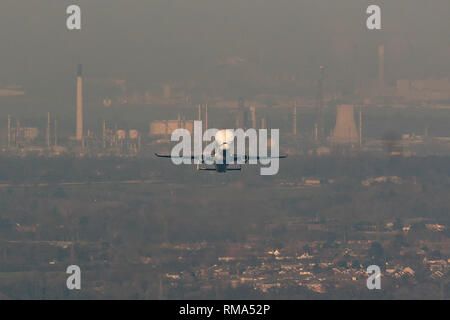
xmin=76 ymin=64 xmax=83 ymax=141
xmin=330 ymin=104 xmax=359 ymax=144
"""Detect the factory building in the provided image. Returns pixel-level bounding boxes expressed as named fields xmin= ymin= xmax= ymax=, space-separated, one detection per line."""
xmin=397 ymin=78 xmax=450 ymax=101
xmin=149 ymin=120 xmax=194 ymax=136
xmin=6 ymin=116 xmax=39 ymax=146
xmin=99 ymin=121 xmax=141 ymax=155
xmin=0 ymin=88 xmax=25 ymax=96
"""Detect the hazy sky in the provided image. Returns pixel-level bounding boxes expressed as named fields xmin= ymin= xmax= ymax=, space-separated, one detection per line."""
xmin=0 ymin=0 xmax=449 ymax=95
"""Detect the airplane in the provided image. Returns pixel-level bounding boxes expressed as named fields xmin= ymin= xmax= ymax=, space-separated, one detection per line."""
xmin=155 ymin=129 xmax=287 ymax=173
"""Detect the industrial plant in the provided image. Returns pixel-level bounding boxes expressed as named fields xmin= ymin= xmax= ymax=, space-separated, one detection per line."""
xmin=1 ymin=1 xmax=449 ymax=301
xmin=4 ymin=49 xmax=450 ymax=160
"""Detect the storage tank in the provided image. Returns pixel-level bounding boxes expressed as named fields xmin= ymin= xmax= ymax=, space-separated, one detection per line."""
xmin=116 ymin=130 xmax=126 ymax=140
xmin=129 ymin=129 xmax=139 ymax=140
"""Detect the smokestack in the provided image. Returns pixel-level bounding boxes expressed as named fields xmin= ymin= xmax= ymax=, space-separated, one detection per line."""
xmin=250 ymin=106 xmax=256 ymax=129
xmin=46 ymin=112 xmax=51 ymax=147
xmin=103 ymin=120 xmax=107 ymax=149
xmin=378 ymin=45 xmax=384 ymax=93
xmin=205 ymin=104 xmax=208 ymax=132
xmin=293 ymin=103 xmax=297 ymax=136
xmin=197 ymin=104 xmax=201 ymax=121
xmin=317 ymin=66 xmax=325 ymax=140
xmin=14 ymin=119 xmax=18 ymax=146
xmin=76 ymin=64 xmax=83 ymax=141
xmin=359 ymin=106 xmax=362 ymax=148
xmin=330 ymin=104 xmax=359 ymax=144
xmin=7 ymin=115 xmax=11 ymax=148
xmin=54 ymin=116 xmax=58 ymax=146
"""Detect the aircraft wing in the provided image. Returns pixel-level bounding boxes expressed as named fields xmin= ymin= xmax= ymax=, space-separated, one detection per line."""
xmin=155 ymin=153 xmax=216 ymax=164
xmin=246 ymin=154 xmax=288 ymax=161
xmin=155 ymin=153 xmax=201 ymax=160
xmin=233 ymin=155 xmax=247 ymax=163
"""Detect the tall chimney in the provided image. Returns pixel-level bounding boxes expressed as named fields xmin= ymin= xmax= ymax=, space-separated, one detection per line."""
xmin=47 ymin=112 xmax=51 ymax=147
xmin=76 ymin=64 xmax=83 ymax=140
xmin=359 ymin=106 xmax=362 ymax=148
xmin=293 ymin=103 xmax=297 ymax=136
xmin=378 ymin=45 xmax=384 ymax=93
xmin=103 ymin=120 xmax=107 ymax=149
xmin=205 ymin=104 xmax=208 ymax=132
xmin=7 ymin=115 xmax=11 ymax=148
xmin=54 ymin=116 xmax=58 ymax=146
xmin=249 ymin=106 xmax=256 ymax=129
xmin=317 ymin=66 xmax=325 ymax=140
